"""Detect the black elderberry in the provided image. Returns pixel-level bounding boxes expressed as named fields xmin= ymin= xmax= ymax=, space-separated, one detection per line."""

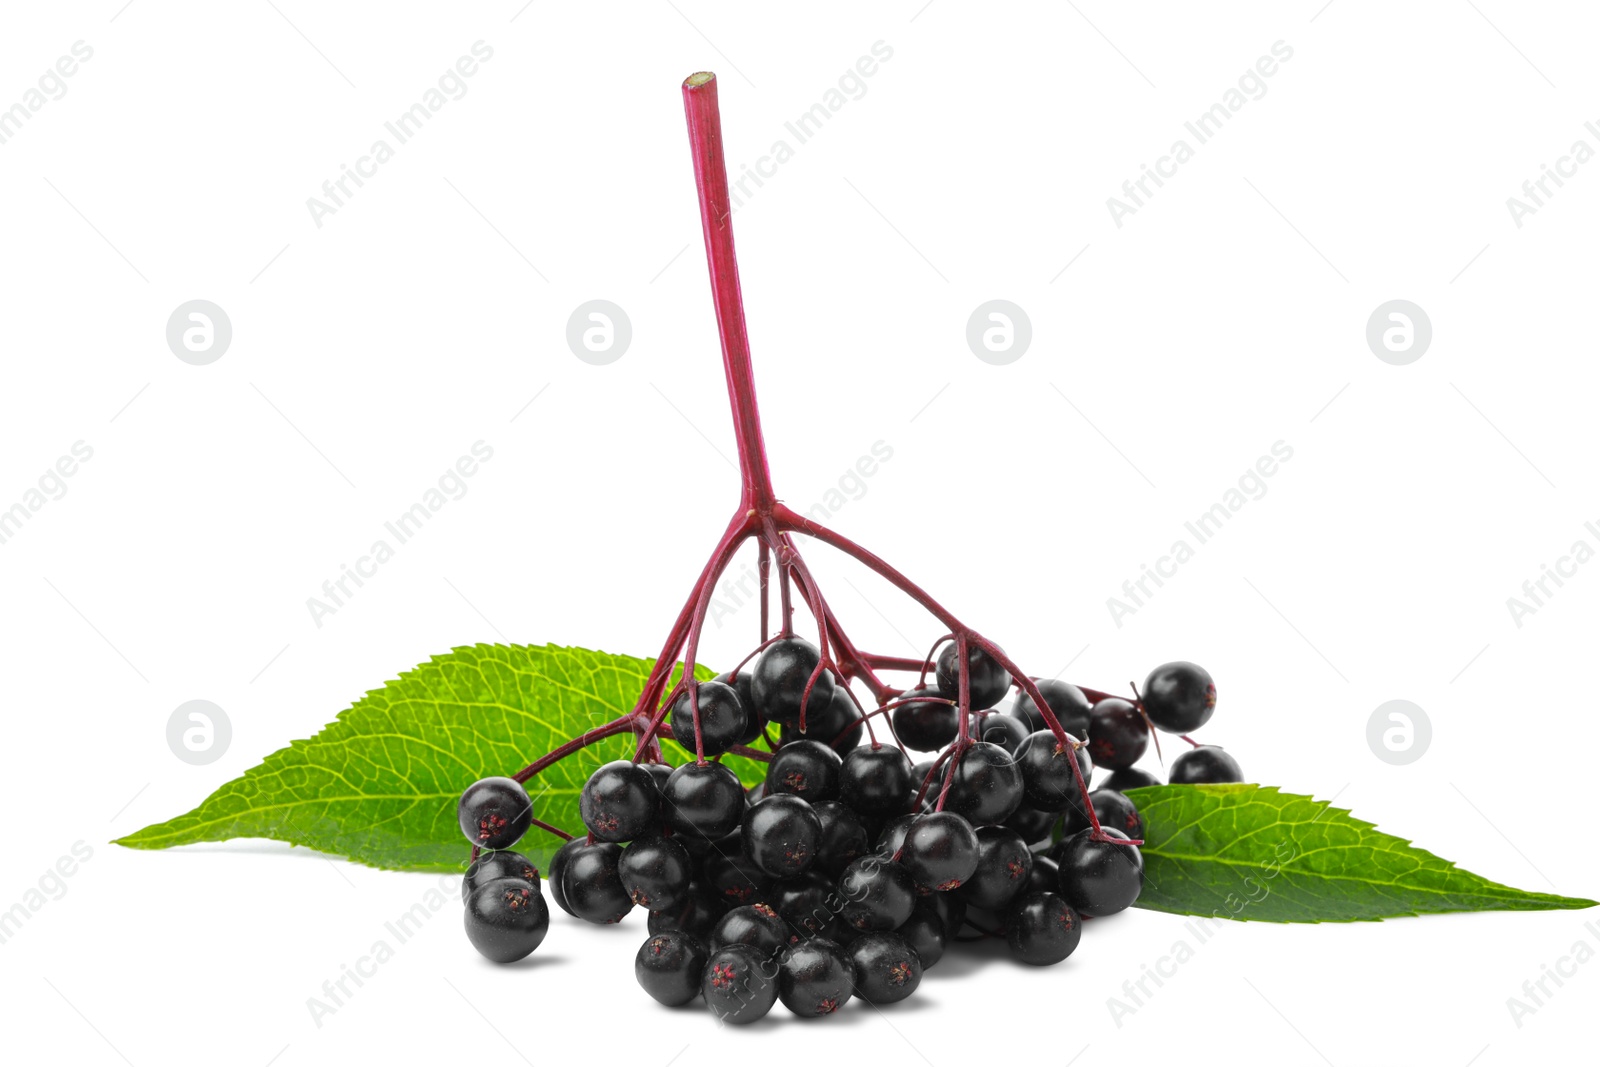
xmin=1056 ymin=827 xmax=1143 ymax=917
xmin=619 ymin=834 xmax=693 ymax=911
xmin=779 ymin=685 xmax=864 ymax=751
xmin=895 ymin=906 xmax=946 ymax=969
xmin=935 ymin=640 xmax=1012 ymax=710
xmin=942 ymin=741 xmax=1024 ymax=825
xmin=766 ymin=739 xmax=842 ymax=802
xmin=813 ymin=800 xmax=871 ymax=879
xmin=647 ymin=881 xmax=728 ymax=940
xmin=561 ymin=840 xmax=633 ymax=925
xmin=1005 ymin=891 xmax=1082 ymax=966
xmin=898 ymin=812 xmax=981 ymax=891
xmin=1142 ymin=661 xmax=1216 ymax=734
xmin=1170 ymin=744 xmax=1243 ymax=784
xmin=636 ymin=930 xmax=709 ymax=1006
xmin=660 ymin=761 xmax=746 ymax=845
xmin=975 ymin=710 xmax=1030 ymax=754
xmin=849 ymin=931 xmax=923 ymax=1004
xmin=958 ymin=825 xmax=1033 ymax=911
xmin=1100 ymin=766 xmax=1162 ymax=792
xmin=669 ymin=680 xmax=746 ymax=757
xmin=778 ymin=938 xmax=854 ymax=1018
xmin=713 ymin=668 xmax=766 ymax=745
xmin=711 ymin=902 xmax=790 ymax=957
xmin=1025 ymin=853 xmax=1060 ymax=898
xmin=839 ymin=856 xmax=917 ymax=932
xmin=874 ymin=812 xmax=920 ymax=859
xmin=457 ymin=776 xmax=533 ymax=850
xmin=463 ymin=879 xmax=549 ymax=964
xmin=1015 ymin=730 xmax=1093 ymax=812
xmin=462 ymin=849 xmax=539 ymax=903
xmin=840 ymin=745 xmax=913 ymax=816
xmin=579 ymin=761 xmax=660 ymax=842
xmin=1087 ymin=698 xmax=1149 ymax=770
xmin=1090 ymin=788 xmax=1145 ymax=841
xmin=701 ymin=846 xmax=773 ymax=907
xmin=774 ymin=871 xmax=843 ymax=940
xmin=890 ymin=686 xmax=959 ymax=752
xmin=742 ymin=794 xmax=824 ymax=879
xmin=702 ymin=943 xmax=780 ymax=1025
xmin=1004 ymin=803 xmax=1059 ymax=847
xmin=1011 ymin=679 xmax=1093 ymax=737
xmin=752 ymin=636 xmax=836 ymax=729
xmin=546 ymin=837 xmax=585 ymax=916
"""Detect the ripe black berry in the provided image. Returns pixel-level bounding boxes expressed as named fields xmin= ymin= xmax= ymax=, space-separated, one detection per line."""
xmin=896 ymin=906 xmax=946 ymax=968
xmin=779 ymin=686 xmax=864 ymax=751
xmin=766 ymin=738 xmax=842 ymax=802
xmin=935 ymin=641 xmax=1011 ymax=709
xmin=874 ymin=812 xmax=920 ymax=859
xmin=702 ymin=943 xmax=780 ymax=1025
xmin=839 ymin=856 xmax=917 ymax=932
xmin=849 ymin=931 xmax=923 ymax=1004
xmin=742 ymin=794 xmax=823 ymax=879
xmin=890 ymin=686 xmax=958 ymax=752
xmin=774 ymin=871 xmax=842 ymax=940
xmin=669 ymin=680 xmax=746 ymax=757
xmin=1025 ymin=853 xmax=1060 ymax=898
xmin=1004 ymin=803 xmax=1058 ymax=846
xmin=619 ymin=834 xmax=693 ymax=911
xmin=958 ymin=825 xmax=1033 ymax=911
xmin=561 ymin=840 xmax=633 ymax=924
xmin=1090 ymin=788 xmax=1145 ymax=840
xmin=1012 ymin=679 xmax=1092 ymax=737
xmin=713 ymin=669 xmax=765 ymax=744
xmin=579 ymin=761 xmax=660 ymax=842
xmin=711 ymin=902 xmax=790 ymax=957
xmin=899 ymin=812 xmax=981 ymax=891
xmin=1056 ymin=827 xmax=1143 ymax=917
xmin=462 ymin=849 xmax=539 ymax=903
xmin=636 ymin=930 xmax=709 ymax=1006
xmin=1087 ymin=698 xmax=1149 ymax=770
xmin=702 ymin=845 xmax=773 ymax=907
xmin=458 ymin=777 xmax=533 ymax=850
xmin=648 ymin=881 xmax=728 ymax=940
xmin=464 ymin=879 xmax=549 ymax=963
xmin=778 ymin=938 xmax=854 ymax=1017
xmin=813 ymin=800 xmax=870 ymax=879
xmin=1142 ymin=661 xmax=1216 ymax=733
xmin=975 ymin=710 xmax=1029 ymax=754
xmin=1170 ymin=745 xmax=1243 ymax=784
xmin=546 ymin=837 xmax=584 ymax=916
xmin=1015 ymin=730 xmax=1093 ymax=812
xmin=943 ymin=741 xmax=1024 ymax=825
xmin=1100 ymin=766 xmax=1162 ymax=792
xmin=660 ymin=761 xmax=745 ymax=844
xmin=752 ymin=636 xmax=836 ymax=729
xmin=840 ymin=745 xmax=913 ymax=816
xmin=1005 ymin=891 xmax=1082 ymax=966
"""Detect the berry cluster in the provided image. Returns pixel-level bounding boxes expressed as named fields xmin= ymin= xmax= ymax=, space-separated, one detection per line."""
xmin=454 ymin=638 xmax=1240 ymax=1023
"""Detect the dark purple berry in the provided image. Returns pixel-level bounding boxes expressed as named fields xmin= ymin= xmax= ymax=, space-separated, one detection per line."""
xmin=660 ymin=761 xmax=745 ymax=845
xmin=975 ymin=710 xmax=1030 ymax=754
xmin=669 ymin=680 xmax=746 ymax=757
xmin=778 ymin=938 xmax=854 ymax=1017
xmin=579 ymin=761 xmax=659 ymax=842
xmin=702 ymin=943 xmax=780 ymax=1025
xmin=1090 ymin=788 xmax=1145 ymax=840
xmin=1056 ymin=827 xmax=1143 ymax=917
xmin=896 ymin=907 xmax=946 ymax=968
xmin=546 ymin=837 xmax=584 ymax=916
xmin=1012 ymin=679 xmax=1092 ymax=737
xmin=958 ymin=825 xmax=1033 ymax=911
xmin=711 ymin=902 xmax=789 ymax=957
xmin=1005 ymin=891 xmax=1082 ymax=966
xmin=561 ymin=840 xmax=633 ymax=924
xmin=648 ymin=881 xmax=728 ymax=940
xmin=1170 ymin=745 xmax=1243 ymax=784
xmin=943 ymin=741 xmax=1024 ymax=825
xmin=766 ymin=739 xmax=842 ymax=802
xmin=839 ymin=856 xmax=917 ymax=932
xmin=713 ymin=669 xmax=765 ymax=745
xmin=1015 ymin=730 xmax=1093 ymax=812
xmin=935 ymin=641 xmax=1011 ymax=709
xmin=874 ymin=812 xmax=920 ymax=859
xmin=849 ymin=931 xmax=923 ymax=1003
xmin=899 ymin=812 xmax=980 ymax=891
xmin=1142 ymin=661 xmax=1216 ymax=733
xmin=458 ymin=777 xmax=532 ymax=850
xmin=619 ymin=834 xmax=692 ymax=911
xmin=780 ymin=685 xmax=863 ymax=751
xmin=463 ymin=879 xmax=548 ymax=963
xmin=636 ymin=930 xmax=708 ymax=1006
xmin=1025 ymin=853 xmax=1060 ymax=897
xmin=813 ymin=800 xmax=870 ymax=879
xmin=702 ymin=846 xmax=773 ymax=907
xmin=742 ymin=794 xmax=823 ymax=879
xmin=1087 ymin=698 xmax=1149 ymax=770
xmin=841 ymin=745 xmax=913 ymax=816
xmin=752 ymin=636 xmax=836 ymax=729
xmin=1100 ymin=766 xmax=1162 ymax=792
xmin=462 ymin=849 xmax=539 ymax=903
xmin=890 ymin=687 xmax=958 ymax=752
xmin=774 ymin=871 xmax=842 ymax=940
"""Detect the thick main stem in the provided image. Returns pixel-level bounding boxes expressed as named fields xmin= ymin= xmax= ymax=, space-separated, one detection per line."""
xmin=683 ymin=72 xmax=777 ymax=512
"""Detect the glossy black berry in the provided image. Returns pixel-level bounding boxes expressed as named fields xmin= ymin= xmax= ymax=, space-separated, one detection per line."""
xmin=713 ymin=669 xmax=765 ymax=745
xmin=752 ymin=636 xmax=836 ymax=729
xmin=958 ymin=825 xmax=1033 ymax=911
xmin=669 ymin=680 xmax=746 ymax=757
xmin=636 ymin=930 xmax=709 ymax=1006
xmin=1090 ymin=788 xmax=1145 ymax=840
xmin=841 ymin=745 xmax=913 ymax=816
xmin=778 ymin=938 xmax=854 ymax=1018
xmin=874 ymin=812 xmax=920 ymax=859
xmin=1012 ymin=679 xmax=1092 ymax=737
xmin=711 ymin=902 xmax=790 ymax=957
xmin=813 ymin=800 xmax=870 ymax=879
xmin=702 ymin=846 xmax=773 ymax=907
xmin=1142 ymin=661 xmax=1216 ymax=733
xmin=742 ymin=794 xmax=823 ymax=879
xmin=1005 ymin=891 xmax=1082 ymax=966
xmin=1015 ymin=730 xmax=1093 ymax=812
xmin=774 ymin=871 xmax=841 ymax=940
xmin=1005 ymin=803 xmax=1059 ymax=846
xmin=943 ymin=741 xmax=1024 ymax=825
xmin=661 ymin=761 xmax=745 ymax=845
xmin=579 ymin=761 xmax=660 ymax=842
xmin=1100 ymin=766 xmax=1162 ymax=792
xmin=648 ymin=881 xmax=728 ymax=940
xmin=464 ymin=879 xmax=549 ymax=963
xmin=890 ymin=686 xmax=958 ymax=752
xmin=899 ymin=812 xmax=980 ymax=891
xmin=1170 ymin=745 xmax=1243 ymax=784
xmin=919 ymin=889 xmax=967 ymax=940
xmin=1025 ymin=853 xmax=1060 ymax=898
xmin=639 ymin=760 xmax=675 ymax=795
xmin=561 ymin=840 xmax=633 ymax=924
xmin=702 ymin=943 xmax=780 ymax=1025
xmin=1057 ymin=827 xmax=1143 ymax=917
xmin=896 ymin=907 xmax=946 ymax=969
xmin=462 ymin=849 xmax=539 ymax=903
xmin=458 ymin=777 xmax=532 ymax=850
xmin=839 ymin=856 xmax=917 ymax=932
xmin=1087 ymin=698 xmax=1149 ymax=770
xmin=935 ymin=641 xmax=1011 ymax=709
xmin=766 ymin=739 xmax=842 ymax=802
xmin=619 ymin=834 xmax=693 ymax=911
xmin=975 ymin=711 xmax=1029 ymax=754
xmin=546 ymin=837 xmax=584 ymax=916
xmin=780 ymin=685 xmax=864 ymax=751
xmin=849 ymin=931 xmax=923 ymax=1003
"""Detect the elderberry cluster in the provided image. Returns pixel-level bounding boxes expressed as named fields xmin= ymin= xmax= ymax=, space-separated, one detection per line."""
xmin=454 ymin=639 xmax=1241 ymax=1021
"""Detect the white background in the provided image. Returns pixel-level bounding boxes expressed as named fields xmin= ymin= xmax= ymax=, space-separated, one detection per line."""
xmin=2 ymin=2 xmax=1597 ymax=1064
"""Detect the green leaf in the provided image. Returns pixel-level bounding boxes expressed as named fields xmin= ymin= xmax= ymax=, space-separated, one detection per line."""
xmin=116 ymin=644 xmax=759 ymax=873
xmin=1125 ymin=783 xmax=1595 ymax=922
